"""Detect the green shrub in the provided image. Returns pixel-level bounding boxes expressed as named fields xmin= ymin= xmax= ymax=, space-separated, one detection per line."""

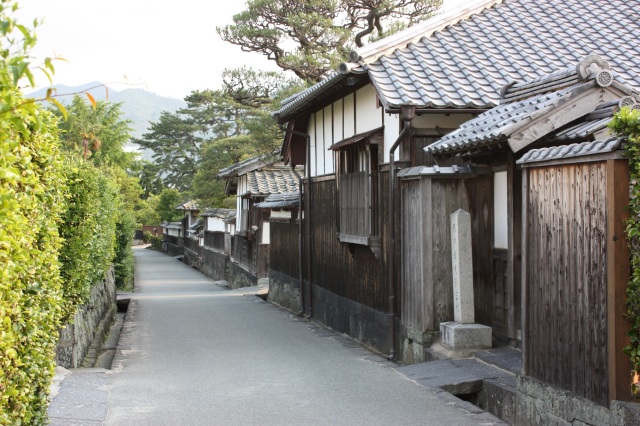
xmin=114 ymin=210 xmax=136 ymax=289
xmin=0 ymin=74 xmax=66 ymax=426
xmin=144 ymin=231 xmax=163 ymax=250
xmin=58 ymin=158 xmax=118 ymax=320
xmin=610 ymin=107 xmax=640 ymax=393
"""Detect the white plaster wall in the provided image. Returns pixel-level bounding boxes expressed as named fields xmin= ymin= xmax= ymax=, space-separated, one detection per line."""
xmin=305 ymin=84 xmax=385 ymax=176
xmin=270 ymin=210 xmax=292 ymax=219
xmin=308 ymin=114 xmax=317 ymax=177
xmin=494 ymin=171 xmax=508 ymax=249
xmin=206 ymin=217 xmax=225 ymax=233
xmin=323 ymin=105 xmax=334 ymax=174
xmin=261 ymin=220 xmax=271 ymax=245
xmin=355 ymin=85 xmax=383 ymax=134
xmin=343 ymin=93 xmax=355 ymax=139
xmin=383 ymin=119 xmax=400 ymax=164
xmin=333 ymin=99 xmax=344 ymax=142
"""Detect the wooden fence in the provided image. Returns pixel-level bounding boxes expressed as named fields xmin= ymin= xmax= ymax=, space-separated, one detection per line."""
xmin=522 ymin=159 xmax=631 ymax=405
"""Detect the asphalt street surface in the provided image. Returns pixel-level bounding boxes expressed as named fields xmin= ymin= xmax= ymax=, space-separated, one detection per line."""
xmin=101 ymin=248 xmax=503 ymax=425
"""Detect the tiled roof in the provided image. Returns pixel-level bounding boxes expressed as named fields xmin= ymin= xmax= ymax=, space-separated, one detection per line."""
xmin=276 ymin=0 xmax=640 ymax=117
xmin=245 ymin=168 xmax=303 ymax=196
xmin=224 ymin=211 xmax=237 ymax=224
xmin=517 ymin=137 xmax=625 ymax=165
xmin=550 ymin=97 xmax=640 ymax=142
xmin=397 ymin=164 xmax=476 ymax=178
xmin=188 ymin=218 xmax=203 ymax=231
xmin=367 ymin=0 xmax=640 ymax=109
xmin=217 ymin=151 xmax=280 ymax=179
xmin=175 ymin=200 xmax=199 ymax=211
xmin=255 ymin=192 xmax=300 ymax=209
xmin=161 ymin=222 xmax=182 ymax=230
xmin=425 ymin=56 xmax=638 ymax=155
xmin=200 ymin=208 xmax=235 ymax=219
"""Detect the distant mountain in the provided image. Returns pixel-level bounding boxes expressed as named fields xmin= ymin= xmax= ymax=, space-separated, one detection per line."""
xmin=28 ymin=82 xmax=186 ymax=159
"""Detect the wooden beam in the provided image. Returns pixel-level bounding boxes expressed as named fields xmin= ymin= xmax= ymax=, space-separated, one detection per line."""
xmin=508 ymin=88 xmax=619 ymax=153
xmin=606 ymin=158 xmax=632 ymax=403
xmin=521 ymin=166 xmax=529 ymax=375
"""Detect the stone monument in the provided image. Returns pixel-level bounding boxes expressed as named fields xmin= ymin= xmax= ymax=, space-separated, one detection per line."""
xmin=439 ymin=209 xmax=492 ymax=355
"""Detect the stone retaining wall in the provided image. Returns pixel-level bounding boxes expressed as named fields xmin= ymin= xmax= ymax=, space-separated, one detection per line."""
xmin=228 ymin=260 xmax=256 ymax=289
xmin=201 ymin=248 xmax=228 ymax=281
xmin=56 ymin=267 xmax=116 ymax=368
xmin=268 ymin=269 xmax=301 ymax=313
xmin=516 ymin=375 xmax=640 ymax=425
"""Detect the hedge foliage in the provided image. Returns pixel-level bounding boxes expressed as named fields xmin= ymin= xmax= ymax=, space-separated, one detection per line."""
xmin=610 ymin=107 xmax=640 ymax=391
xmin=57 ymin=158 xmax=118 ymax=320
xmin=0 ymin=59 xmax=66 ymax=426
xmin=0 ymin=2 xmax=135 ymax=422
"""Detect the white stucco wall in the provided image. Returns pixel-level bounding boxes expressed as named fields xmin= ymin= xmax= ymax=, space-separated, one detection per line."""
xmin=305 ymin=84 xmax=385 ymax=177
xmin=206 ymin=217 xmax=226 ymax=233
xmin=494 ymin=171 xmax=508 ymax=249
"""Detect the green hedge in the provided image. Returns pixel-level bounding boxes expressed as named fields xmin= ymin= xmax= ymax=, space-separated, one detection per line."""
xmin=0 ymin=89 xmax=66 ymax=423
xmin=114 ymin=210 xmax=136 ymax=289
xmin=58 ymin=158 xmax=118 ymax=320
xmin=610 ymin=107 xmax=640 ymax=393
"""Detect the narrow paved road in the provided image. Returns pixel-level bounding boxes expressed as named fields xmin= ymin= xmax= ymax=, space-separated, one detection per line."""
xmin=105 ymin=248 xmax=502 ymax=425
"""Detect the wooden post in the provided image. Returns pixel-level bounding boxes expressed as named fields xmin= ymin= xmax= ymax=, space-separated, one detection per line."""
xmin=606 ymin=158 xmax=632 ymax=403
xmin=521 ymin=166 xmax=529 ymax=376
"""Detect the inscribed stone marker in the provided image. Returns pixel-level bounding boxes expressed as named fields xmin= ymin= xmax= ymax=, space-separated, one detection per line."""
xmin=451 ymin=209 xmax=474 ymax=324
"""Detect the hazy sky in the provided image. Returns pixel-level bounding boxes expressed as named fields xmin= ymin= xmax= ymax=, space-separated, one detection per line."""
xmin=17 ymin=0 xmax=469 ymax=100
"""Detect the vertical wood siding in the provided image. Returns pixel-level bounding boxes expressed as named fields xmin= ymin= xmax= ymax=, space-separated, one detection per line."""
xmin=400 ymin=176 xmax=493 ymax=333
xmin=525 ymin=162 xmax=608 ymax=406
xmin=269 ymin=220 xmax=300 ymax=279
xmin=311 ymin=177 xmax=387 ymax=311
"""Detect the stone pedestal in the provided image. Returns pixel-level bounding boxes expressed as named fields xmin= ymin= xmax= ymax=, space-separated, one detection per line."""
xmin=435 ymin=210 xmax=493 ymax=358
xmin=440 ymin=321 xmax=492 ymax=350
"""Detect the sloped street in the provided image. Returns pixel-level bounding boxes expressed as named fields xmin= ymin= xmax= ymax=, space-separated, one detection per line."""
xmin=53 ymin=247 xmax=504 ymax=425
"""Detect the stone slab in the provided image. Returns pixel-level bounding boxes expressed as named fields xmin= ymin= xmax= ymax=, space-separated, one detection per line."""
xmin=441 ymin=321 xmax=492 ymax=350
xmin=451 ymin=209 xmax=474 ymax=324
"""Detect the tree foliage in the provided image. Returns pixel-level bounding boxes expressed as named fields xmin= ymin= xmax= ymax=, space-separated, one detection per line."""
xmin=137 ymin=68 xmax=294 ymax=206
xmin=218 ymin=0 xmax=442 ymax=82
xmin=156 ymin=188 xmax=186 ymax=223
xmin=55 ymin=96 xmax=135 ymax=169
xmin=610 ymin=107 xmax=640 ymax=392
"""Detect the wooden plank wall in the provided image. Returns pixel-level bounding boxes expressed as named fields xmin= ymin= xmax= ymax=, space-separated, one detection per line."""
xmin=400 ymin=176 xmax=493 ymax=332
xmin=311 ymin=176 xmax=387 ymax=311
xmin=231 ymin=235 xmax=257 ymax=273
xmin=269 ymin=220 xmax=300 ymax=279
xmin=339 ymin=171 xmax=369 ymax=237
xmin=525 ymin=162 xmax=609 ymax=406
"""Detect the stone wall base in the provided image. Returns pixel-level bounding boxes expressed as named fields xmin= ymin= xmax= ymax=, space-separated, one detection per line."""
xmin=268 ymin=270 xmax=301 ymax=313
xmin=312 ymin=285 xmax=389 ymax=355
xmin=56 ymin=267 xmax=117 ymax=368
xmin=516 ymin=375 xmax=640 ymax=425
xmin=201 ymin=248 xmax=228 ymax=281
xmin=228 ymin=260 xmax=256 ymax=289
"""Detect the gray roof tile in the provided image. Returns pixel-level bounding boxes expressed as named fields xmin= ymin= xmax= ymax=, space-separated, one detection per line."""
xmin=275 ymin=0 xmax=640 ymax=120
xmin=427 ymin=56 xmax=639 ymax=155
xmin=246 ymin=168 xmax=304 ymax=196
xmin=255 ymin=192 xmax=301 ymax=209
xmin=367 ymin=0 xmax=640 ymax=109
xmin=517 ymin=137 xmax=625 ymax=164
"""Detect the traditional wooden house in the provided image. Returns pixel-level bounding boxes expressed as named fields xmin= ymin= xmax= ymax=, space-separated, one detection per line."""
xmin=176 ymin=200 xmax=201 ymax=268
xmin=256 ymin=192 xmax=302 ymax=312
xmin=218 ymin=156 xmax=303 ymax=288
xmin=272 ymin=0 xmax=640 ymax=363
xmin=424 ymin=55 xmax=638 ymax=416
xmin=161 ymin=221 xmax=183 ymax=256
xmin=200 ymin=208 xmax=235 ymax=281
